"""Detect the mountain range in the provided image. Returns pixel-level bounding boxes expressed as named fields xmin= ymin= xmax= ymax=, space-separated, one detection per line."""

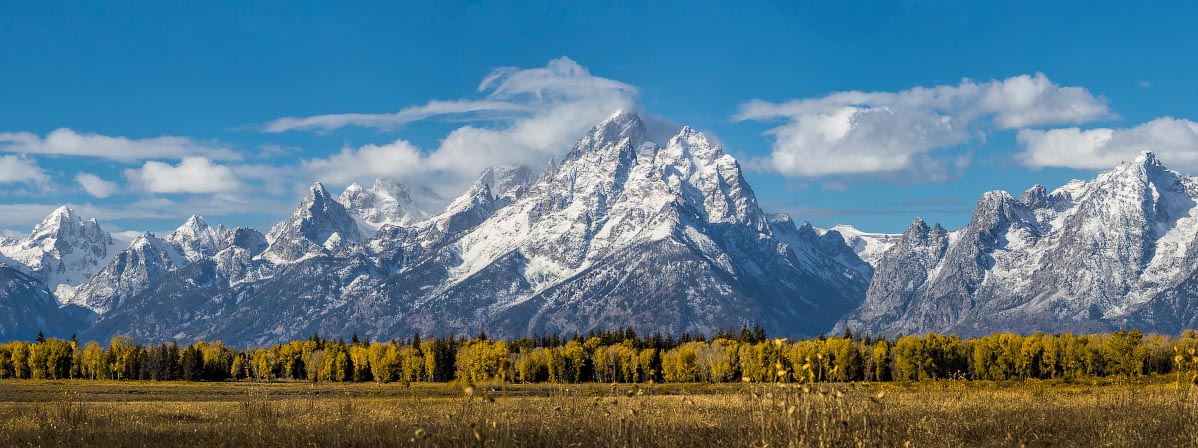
xmin=2 ymin=111 xmax=1196 ymax=344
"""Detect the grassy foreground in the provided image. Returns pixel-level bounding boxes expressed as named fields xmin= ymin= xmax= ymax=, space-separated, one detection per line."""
xmin=1 ymin=378 xmax=1196 ymax=447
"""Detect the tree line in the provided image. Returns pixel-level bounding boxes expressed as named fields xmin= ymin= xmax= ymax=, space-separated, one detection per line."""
xmin=2 ymin=326 xmax=1197 ymax=383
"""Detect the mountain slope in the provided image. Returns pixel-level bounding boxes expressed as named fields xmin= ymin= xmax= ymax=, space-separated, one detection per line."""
xmin=840 ymin=151 xmax=1198 ymax=336
xmin=372 ymin=112 xmax=869 ymax=339
xmin=87 ymin=111 xmax=871 ymax=344
xmin=0 ymin=206 xmax=116 ymax=302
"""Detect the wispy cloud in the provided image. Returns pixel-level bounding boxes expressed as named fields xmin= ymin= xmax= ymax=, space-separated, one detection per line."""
xmin=736 ymin=73 xmax=1112 ymax=181
xmin=0 ymin=128 xmax=241 ymax=162
xmin=295 ymin=57 xmax=641 ymax=194
xmin=261 ymin=100 xmax=533 ymax=133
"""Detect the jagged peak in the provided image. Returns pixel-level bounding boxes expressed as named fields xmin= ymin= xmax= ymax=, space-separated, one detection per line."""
xmin=370 ymin=177 xmax=411 ymax=194
xmin=35 ymin=206 xmax=78 ymax=230
xmin=1135 ymin=150 xmax=1161 ymax=167
xmin=1110 ymin=150 xmax=1170 ymax=178
xmin=47 ymin=205 xmax=75 ymax=219
xmin=768 ymin=213 xmax=793 ymax=224
xmin=978 ymin=190 xmax=1021 ymax=210
xmin=665 ymin=125 xmax=722 ymax=159
xmin=1021 ymin=184 xmax=1048 ymax=208
xmin=180 ymin=215 xmax=208 ymax=230
xmin=130 ymin=231 xmax=161 ymax=246
xmin=603 ymin=108 xmax=640 ymax=125
xmin=309 ymin=182 xmax=330 ymax=196
xmin=570 ymin=110 xmax=649 ymax=157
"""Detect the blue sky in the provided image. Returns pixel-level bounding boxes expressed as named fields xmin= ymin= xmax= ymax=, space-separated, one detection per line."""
xmin=2 ymin=1 xmax=1197 ymax=237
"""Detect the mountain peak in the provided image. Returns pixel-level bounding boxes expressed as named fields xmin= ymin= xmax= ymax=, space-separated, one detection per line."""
xmin=1135 ymin=150 xmax=1161 ymax=167
xmin=168 ymin=215 xmax=221 ymax=261
xmin=48 ymin=205 xmax=75 ymax=220
xmin=339 ymin=177 xmax=436 ymax=231
xmin=263 ymin=181 xmax=362 ymax=262
xmin=181 ymin=215 xmax=208 ymax=230
xmin=569 ymin=110 xmax=649 ymax=156
xmin=33 ymin=206 xmax=79 ymax=233
xmin=309 ymin=182 xmax=331 ymax=197
xmin=1021 ymin=184 xmax=1048 ymax=208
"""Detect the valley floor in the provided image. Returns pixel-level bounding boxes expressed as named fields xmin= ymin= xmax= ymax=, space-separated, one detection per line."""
xmin=1 ymin=378 xmax=1196 ymax=447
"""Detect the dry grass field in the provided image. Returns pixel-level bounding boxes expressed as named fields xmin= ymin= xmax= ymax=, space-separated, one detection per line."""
xmin=1 ymin=377 xmax=1195 ymax=447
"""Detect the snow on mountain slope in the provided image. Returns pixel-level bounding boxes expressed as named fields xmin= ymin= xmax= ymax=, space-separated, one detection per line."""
xmin=0 ymin=206 xmax=116 ymax=303
xmin=167 ymin=215 xmax=224 ymax=262
xmin=80 ymin=111 xmax=872 ymax=344
xmin=839 ymin=151 xmax=1198 ymax=336
xmin=375 ymin=111 xmax=870 ymax=338
xmin=819 ymin=225 xmax=900 ymax=266
xmin=339 ymin=178 xmax=442 ymax=235
xmin=69 ymin=232 xmax=189 ymax=314
xmin=261 ymin=183 xmax=363 ymax=263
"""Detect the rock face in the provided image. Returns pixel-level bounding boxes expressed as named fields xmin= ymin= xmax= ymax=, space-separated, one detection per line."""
xmin=839 ymin=151 xmax=1198 ymax=337
xmin=76 ymin=111 xmax=871 ymax=345
xmin=261 ymin=183 xmax=363 ymax=263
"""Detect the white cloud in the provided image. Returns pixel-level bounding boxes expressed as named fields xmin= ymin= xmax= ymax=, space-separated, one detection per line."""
xmin=296 ymin=57 xmax=638 ymax=192
xmin=301 ymin=140 xmax=425 ymax=185
xmin=0 ymin=128 xmax=241 ymax=162
xmin=125 ymin=157 xmax=244 ymax=194
xmin=0 ymin=155 xmax=48 ymax=184
xmin=1017 ymin=117 xmax=1198 ymax=170
xmin=735 ymin=73 xmax=1112 ymax=180
xmin=262 ymin=57 xmax=637 ymax=135
xmin=75 ymin=173 xmax=120 ymax=198
xmin=262 ymin=100 xmax=533 ymax=133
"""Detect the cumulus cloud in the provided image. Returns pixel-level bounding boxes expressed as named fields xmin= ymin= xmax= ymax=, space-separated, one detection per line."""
xmin=1017 ymin=117 xmax=1198 ymax=170
xmin=0 ymin=128 xmax=240 ymax=162
xmin=302 ymin=140 xmax=425 ymax=185
xmin=75 ymin=173 xmax=120 ymax=198
xmin=296 ymin=57 xmax=638 ymax=192
xmin=125 ymin=157 xmax=243 ymax=194
xmin=735 ymin=73 xmax=1112 ymax=180
xmin=0 ymin=155 xmax=48 ymax=184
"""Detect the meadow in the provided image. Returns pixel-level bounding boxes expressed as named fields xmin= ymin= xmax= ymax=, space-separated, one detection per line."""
xmin=1 ymin=377 xmax=1196 ymax=447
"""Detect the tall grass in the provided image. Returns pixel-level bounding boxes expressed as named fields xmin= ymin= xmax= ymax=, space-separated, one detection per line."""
xmin=0 ymin=378 xmax=1194 ymax=447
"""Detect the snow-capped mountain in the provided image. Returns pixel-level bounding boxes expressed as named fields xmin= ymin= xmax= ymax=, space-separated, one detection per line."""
xmin=339 ymin=178 xmax=441 ymax=235
xmin=69 ymin=232 xmax=189 ymax=315
xmin=261 ymin=182 xmax=363 ymax=263
xmin=167 ymin=215 xmax=224 ymax=262
xmin=19 ymin=115 xmax=1198 ymax=345
xmin=818 ymin=225 xmax=900 ymax=266
xmin=358 ymin=112 xmax=868 ymax=339
xmin=0 ymin=206 xmax=117 ymax=302
xmin=71 ymin=111 xmax=871 ymax=344
xmin=67 ymin=215 xmax=231 ymax=315
xmin=839 ymin=151 xmax=1198 ymax=336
